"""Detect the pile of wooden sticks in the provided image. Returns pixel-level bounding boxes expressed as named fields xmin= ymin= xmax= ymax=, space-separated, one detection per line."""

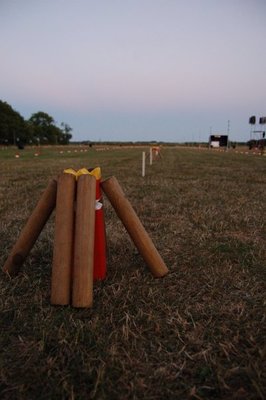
xmin=51 ymin=172 xmax=97 ymax=308
xmin=2 ymin=169 xmax=169 ymax=308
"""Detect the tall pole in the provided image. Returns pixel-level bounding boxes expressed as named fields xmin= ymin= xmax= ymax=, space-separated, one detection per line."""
xmin=209 ymin=126 xmax=212 ymax=148
xmin=227 ymin=120 xmax=230 ymax=149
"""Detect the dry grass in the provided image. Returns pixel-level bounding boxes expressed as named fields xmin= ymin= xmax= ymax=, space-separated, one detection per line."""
xmin=0 ymin=145 xmax=265 ymax=399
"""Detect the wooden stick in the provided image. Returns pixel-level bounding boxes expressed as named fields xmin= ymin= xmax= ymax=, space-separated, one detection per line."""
xmin=72 ymin=174 xmax=96 ymax=308
xmin=101 ymin=176 xmax=169 ymax=278
xmin=50 ymin=173 xmax=76 ymax=305
xmin=2 ymin=179 xmax=57 ymax=276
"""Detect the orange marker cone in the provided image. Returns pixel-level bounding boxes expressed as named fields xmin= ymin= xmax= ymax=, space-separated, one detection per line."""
xmin=88 ymin=168 xmax=107 ymax=280
xmin=93 ymin=170 xmax=107 ymax=280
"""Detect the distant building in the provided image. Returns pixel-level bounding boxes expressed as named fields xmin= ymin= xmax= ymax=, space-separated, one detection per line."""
xmin=209 ymin=134 xmax=228 ymax=148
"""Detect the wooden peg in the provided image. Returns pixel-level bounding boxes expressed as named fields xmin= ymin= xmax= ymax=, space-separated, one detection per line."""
xmin=72 ymin=174 xmax=96 ymax=308
xmin=3 ymin=179 xmax=57 ymax=276
xmin=101 ymin=176 xmax=168 ymax=278
xmin=51 ymin=173 xmax=76 ymax=305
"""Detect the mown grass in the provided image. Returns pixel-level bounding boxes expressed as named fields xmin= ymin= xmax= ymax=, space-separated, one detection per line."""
xmin=0 ymin=145 xmax=265 ymax=399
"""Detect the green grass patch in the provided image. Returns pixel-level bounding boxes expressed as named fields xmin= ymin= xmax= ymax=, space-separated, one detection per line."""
xmin=0 ymin=145 xmax=265 ymax=399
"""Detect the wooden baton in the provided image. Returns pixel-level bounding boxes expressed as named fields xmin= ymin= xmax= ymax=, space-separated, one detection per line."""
xmin=2 ymin=179 xmax=57 ymax=276
xmin=72 ymin=174 xmax=96 ymax=308
xmin=50 ymin=173 xmax=76 ymax=305
xmin=101 ymin=176 xmax=169 ymax=278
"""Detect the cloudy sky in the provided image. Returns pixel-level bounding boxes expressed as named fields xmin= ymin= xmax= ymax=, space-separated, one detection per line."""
xmin=1 ymin=0 xmax=265 ymax=142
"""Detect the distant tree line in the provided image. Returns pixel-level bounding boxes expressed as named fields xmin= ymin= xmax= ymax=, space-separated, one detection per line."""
xmin=0 ymin=100 xmax=72 ymax=146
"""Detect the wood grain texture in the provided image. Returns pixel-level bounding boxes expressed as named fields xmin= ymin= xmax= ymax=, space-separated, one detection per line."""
xmin=50 ymin=173 xmax=76 ymax=305
xmin=101 ymin=176 xmax=169 ymax=278
xmin=3 ymin=179 xmax=57 ymax=276
xmin=72 ymin=174 xmax=96 ymax=308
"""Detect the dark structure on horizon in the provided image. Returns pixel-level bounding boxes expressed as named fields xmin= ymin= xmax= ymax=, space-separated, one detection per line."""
xmin=209 ymin=134 xmax=228 ymax=148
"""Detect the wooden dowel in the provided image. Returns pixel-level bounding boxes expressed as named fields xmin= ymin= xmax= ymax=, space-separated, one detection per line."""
xmin=51 ymin=173 xmax=76 ymax=305
xmin=101 ymin=176 xmax=169 ymax=278
xmin=72 ymin=174 xmax=96 ymax=308
xmin=2 ymin=179 xmax=57 ymax=276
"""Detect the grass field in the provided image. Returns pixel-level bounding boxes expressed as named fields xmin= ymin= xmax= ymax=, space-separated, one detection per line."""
xmin=0 ymin=145 xmax=265 ymax=399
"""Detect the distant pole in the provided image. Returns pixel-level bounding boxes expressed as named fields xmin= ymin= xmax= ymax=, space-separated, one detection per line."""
xmin=149 ymin=147 xmax=152 ymax=165
xmin=208 ymin=127 xmax=212 ymax=149
xmin=142 ymin=152 xmax=145 ymax=177
xmin=227 ymin=120 xmax=230 ymax=149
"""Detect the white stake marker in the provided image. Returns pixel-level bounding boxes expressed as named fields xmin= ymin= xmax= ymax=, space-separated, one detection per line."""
xmin=142 ymin=152 xmax=146 ymax=177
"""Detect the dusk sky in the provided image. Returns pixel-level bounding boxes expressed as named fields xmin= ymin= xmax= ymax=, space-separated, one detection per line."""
xmin=1 ymin=0 xmax=265 ymax=142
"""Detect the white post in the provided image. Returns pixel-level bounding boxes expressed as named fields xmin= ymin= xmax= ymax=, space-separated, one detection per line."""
xmin=149 ymin=147 xmax=153 ymax=165
xmin=142 ymin=152 xmax=145 ymax=177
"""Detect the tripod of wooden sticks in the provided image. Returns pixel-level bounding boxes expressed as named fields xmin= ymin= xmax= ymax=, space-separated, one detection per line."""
xmin=2 ymin=169 xmax=168 ymax=308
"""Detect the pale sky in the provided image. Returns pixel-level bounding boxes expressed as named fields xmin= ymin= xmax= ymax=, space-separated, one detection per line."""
xmin=1 ymin=0 xmax=265 ymax=142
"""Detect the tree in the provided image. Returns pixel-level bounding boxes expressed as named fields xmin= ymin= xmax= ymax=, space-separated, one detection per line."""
xmin=60 ymin=122 xmax=72 ymax=144
xmin=28 ymin=112 xmax=72 ymax=145
xmin=28 ymin=111 xmax=54 ymax=127
xmin=28 ymin=111 xmax=57 ymax=144
xmin=0 ymin=101 xmax=73 ymax=146
xmin=0 ymin=100 xmax=28 ymax=145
